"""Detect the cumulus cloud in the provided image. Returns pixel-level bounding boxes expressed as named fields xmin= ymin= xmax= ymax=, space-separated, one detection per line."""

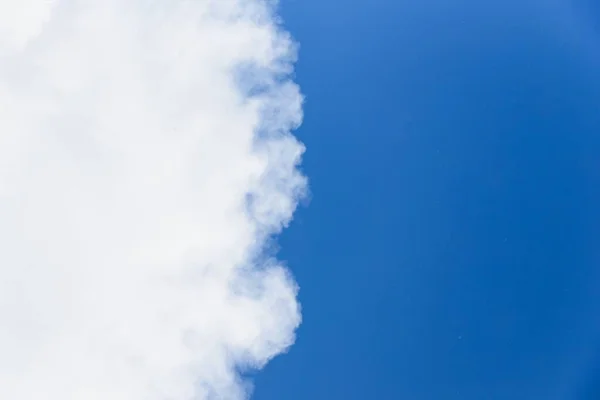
xmin=0 ymin=1 xmax=306 ymax=399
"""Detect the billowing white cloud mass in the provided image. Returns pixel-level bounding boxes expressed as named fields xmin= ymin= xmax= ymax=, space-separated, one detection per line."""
xmin=0 ymin=1 xmax=306 ymax=399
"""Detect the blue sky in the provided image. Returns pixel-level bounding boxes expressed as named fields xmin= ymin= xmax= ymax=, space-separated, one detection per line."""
xmin=253 ymin=1 xmax=600 ymax=399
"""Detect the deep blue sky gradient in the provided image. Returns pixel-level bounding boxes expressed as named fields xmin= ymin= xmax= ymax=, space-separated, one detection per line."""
xmin=254 ymin=1 xmax=600 ymax=399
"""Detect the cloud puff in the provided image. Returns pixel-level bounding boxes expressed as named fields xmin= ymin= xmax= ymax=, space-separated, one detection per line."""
xmin=0 ymin=1 xmax=305 ymax=399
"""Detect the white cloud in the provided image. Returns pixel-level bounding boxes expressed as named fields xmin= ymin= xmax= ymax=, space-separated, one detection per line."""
xmin=0 ymin=1 xmax=305 ymax=399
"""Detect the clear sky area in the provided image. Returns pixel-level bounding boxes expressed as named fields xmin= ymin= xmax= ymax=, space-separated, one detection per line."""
xmin=254 ymin=1 xmax=600 ymax=399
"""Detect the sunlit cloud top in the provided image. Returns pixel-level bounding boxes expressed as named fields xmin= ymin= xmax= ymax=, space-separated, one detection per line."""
xmin=0 ymin=1 xmax=305 ymax=399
